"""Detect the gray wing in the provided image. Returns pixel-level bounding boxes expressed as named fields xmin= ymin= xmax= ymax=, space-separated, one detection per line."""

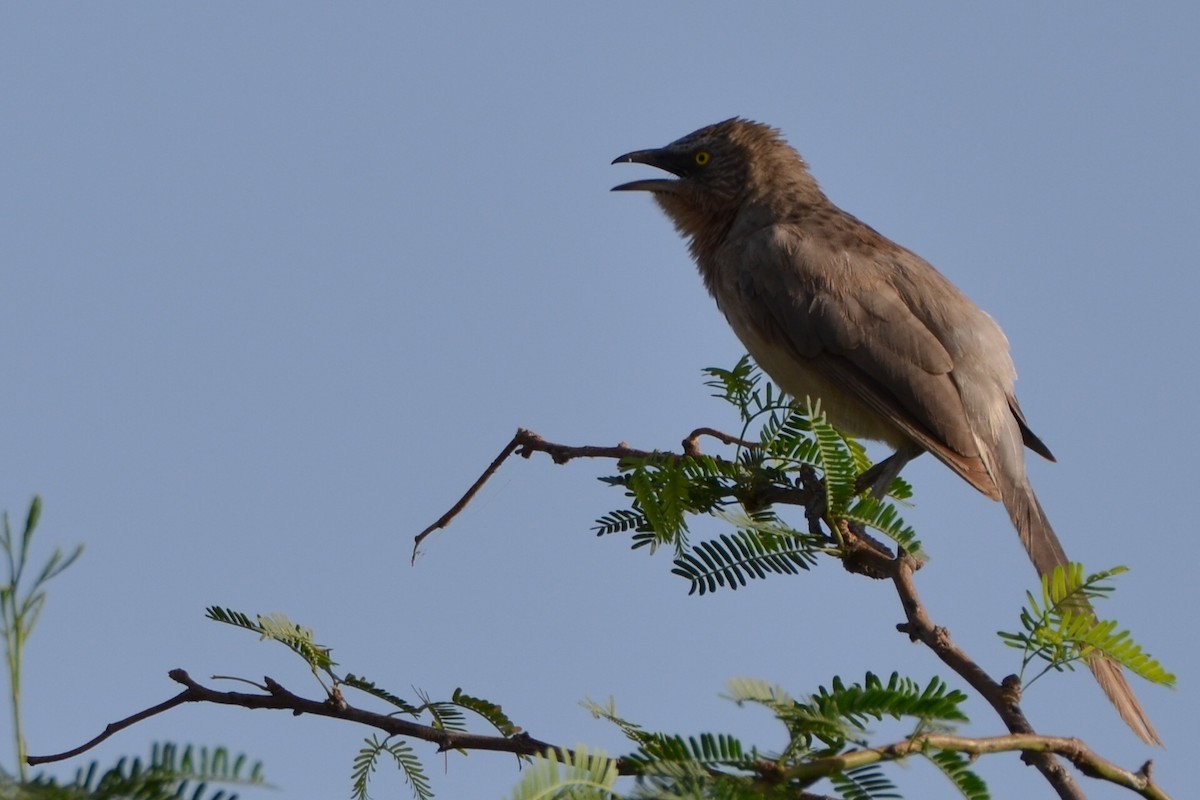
xmin=731 ymin=223 xmax=1002 ymax=498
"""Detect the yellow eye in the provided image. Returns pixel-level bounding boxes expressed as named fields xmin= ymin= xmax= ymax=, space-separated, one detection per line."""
xmin=694 ymin=150 xmax=711 ymax=166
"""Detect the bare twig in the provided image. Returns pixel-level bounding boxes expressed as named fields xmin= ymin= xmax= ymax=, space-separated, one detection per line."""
xmin=412 ymin=428 xmax=679 ymax=562
xmin=26 ymin=689 xmax=191 ymax=765
xmin=682 ymin=426 xmax=758 ymax=455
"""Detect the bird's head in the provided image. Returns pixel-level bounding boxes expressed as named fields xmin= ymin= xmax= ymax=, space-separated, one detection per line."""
xmin=612 ymin=118 xmax=816 ymax=248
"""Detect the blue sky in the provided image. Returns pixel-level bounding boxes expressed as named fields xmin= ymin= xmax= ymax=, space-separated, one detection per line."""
xmin=3 ymin=4 xmax=1198 ymax=798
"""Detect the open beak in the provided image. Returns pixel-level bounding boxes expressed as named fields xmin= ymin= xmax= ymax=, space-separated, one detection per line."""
xmin=611 ymin=147 xmax=682 ymax=193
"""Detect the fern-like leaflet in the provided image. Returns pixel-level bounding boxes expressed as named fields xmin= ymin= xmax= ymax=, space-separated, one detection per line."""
xmin=997 ymin=564 xmax=1175 ymax=688
xmin=352 ymin=735 xmax=431 ymax=800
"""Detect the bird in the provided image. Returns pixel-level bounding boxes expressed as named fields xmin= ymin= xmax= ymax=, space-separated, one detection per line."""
xmin=611 ymin=117 xmax=1160 ymax=745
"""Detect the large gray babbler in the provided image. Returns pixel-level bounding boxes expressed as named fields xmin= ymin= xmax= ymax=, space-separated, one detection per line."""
xmin=613 ymin=117 xmax=1158 ymax=745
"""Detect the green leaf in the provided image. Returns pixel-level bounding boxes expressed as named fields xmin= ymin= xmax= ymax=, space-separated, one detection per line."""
xmin=843 ymin=496 xmax=923 ymax=557
xmin=776 ymin=673 xmax=968 ymax=750
xmin=671 ymin=523 xmax=819 ymax=596
xmin=57 ymin=742 xmax=267 ymax=800
xmin=828 ymin=765 xmax=900 ymax=800
xmin=342 ymin=674 xmax=421 ymax=715
xmin=352 ymin=735 xmax=432 ymax=800
xmin=627 ymin=731 xmax=748 ymax=771
xmin=924 ymin=748 xmax=990 ymax=800
xmin=592 ymin=509 xmax=649 ymax=537
xmin=452 ymin=688 xmax=519 ymax=737
xmin=807 ymin=400 xmax=862 ymax=516
xmin=205 ymin=607 xmax=336 ymax=674
xmin=998 ymin=565 xmax=1175 ymax=687
xmin=415 ymin=688 xmax=468 ymax=732
xmin=704 ymin=355 xmax=762 ymax=422
xmin=503 ymin=745 xmax=618 ymax=800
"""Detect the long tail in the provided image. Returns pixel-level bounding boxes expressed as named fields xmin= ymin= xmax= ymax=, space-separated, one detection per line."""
xmin=999 ymin=474 xmax=1162 ymax=746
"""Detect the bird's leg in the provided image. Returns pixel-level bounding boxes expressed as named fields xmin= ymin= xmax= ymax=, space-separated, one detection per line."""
xmin=855 ymin=442 xmax=924 ymax=498
xmin=837 ymin=443 xmax=925 ymax=570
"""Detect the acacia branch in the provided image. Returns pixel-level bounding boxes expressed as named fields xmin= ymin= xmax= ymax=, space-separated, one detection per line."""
xmin=412 ymin=426 xmax=806 ymax=562
xmin=29 ymin=669 xmax=564 ymax=767
xmin=789 ymin=733 xmax=1168 ymax=799
xmin=836 ymin=531 xmax=1087 ymax=798
xmin=411 ymin=428 xmax=678 ymax=563
xmin=29 ymin=671 xmax=1168 ymax=798
xmin=26 ymin=689 xmax=191 ymax=765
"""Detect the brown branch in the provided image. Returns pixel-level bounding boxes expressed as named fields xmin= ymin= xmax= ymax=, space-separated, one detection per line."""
xmin=412 ymin=426 xmax=810 ymax=562
xmin=412 ymin=428 xmax=685 ymax=562
xmin=832 ymin=530 xmax=1087 ymax=799
xmin=682 ymin=426 xmax=759 ymax=455
xmin=888 ymin=554 xmax=1092 ymax=798
xmin=411 ymin=430 xmax=524 ymax=563
xmin=26 ymin=689 xmax=191 ymax=765
xmin=29 ymin=671 xmax=1169 ymax=798
xmin=30 ymin=669 xmax=568 ymax=768
xmin=788 ymin=733 xmax=1169 ymax=800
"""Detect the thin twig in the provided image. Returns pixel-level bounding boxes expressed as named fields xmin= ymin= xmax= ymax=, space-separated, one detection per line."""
xmin=412 ymin=428 xmax=693 ymax=562
xmin=411 ymin=430 xmax=525 ymax=563
xmin=682 ymin=426 xmax=759 ymax=455
xmin=26 ymin=690 xmax=190 ymax=765
xmin=29 ymin=670 xmax=565 ymax=767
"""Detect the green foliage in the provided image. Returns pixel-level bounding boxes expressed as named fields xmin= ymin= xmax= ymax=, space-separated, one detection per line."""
xmin=207 ymin=607 xmax=524 ymax=800
xmin=827 ymin=765 xmax=899 ymax=800
xmin=1 ymin=496 xmax=84 ymax=779
xmin=14 ymin=355 xmax=1157 ymax=800
xmin=638 ymin=733 xmax=745 ymax=768
xmin=702 ymin=355 xmax=771 ymax=424
xmin=0 ymin=499 xmax=266 ymax=800
xmin=343 ymin=674 xmax=423 ymax=715
xmin=205 ymin=608 xmax=336 ymax=678
xmin=923 ymin=749 xmax=990 ymax=800
xmin=809 ymin=399 xmax=859 ymax=515
xmin=415 ymin=688 xmax=468 ymax=733
xmin=452 ymin=689 xmax=520 ymax=737
xmin=503 ymin=746 xmax=618 ymax=800
xmin=670 ymin=521 xmax=819 ymax=596
xmin=595 ymin=358 xmax=920 ymax=596
xmin=352 ymin=736 xmax=431 ymax=800
xmin=584 ymin=672 xmax=979 ymax=800
xmin=596 ymin=454 xmax=750 ymax=556
xmin=593 ymin=509 xmax=649 ymax=537
xmin=997 ymin=564 xmax=1175 ymax=688
xmin=839 ymin=497 xmax=921 ymax=556
xmin=16 ymin=743 xmax=265 ymax=800
xmin=727 ymin=673 xmax=967 ymax=754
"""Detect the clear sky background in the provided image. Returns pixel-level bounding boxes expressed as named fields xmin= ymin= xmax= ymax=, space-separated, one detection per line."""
xmin=3 ymin=4 xmax=1198 ymax=799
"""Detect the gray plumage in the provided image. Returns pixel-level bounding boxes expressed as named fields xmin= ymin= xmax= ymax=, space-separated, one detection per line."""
xmin=613 ymin=117 xmax=1159 ymax=745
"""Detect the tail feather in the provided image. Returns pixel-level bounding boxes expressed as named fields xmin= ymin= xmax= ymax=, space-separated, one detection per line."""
xmin=1089 ymin=655 xmax=1162 ymax=747
xmin=1000 ymin=475 xmax=1162 ymax=746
